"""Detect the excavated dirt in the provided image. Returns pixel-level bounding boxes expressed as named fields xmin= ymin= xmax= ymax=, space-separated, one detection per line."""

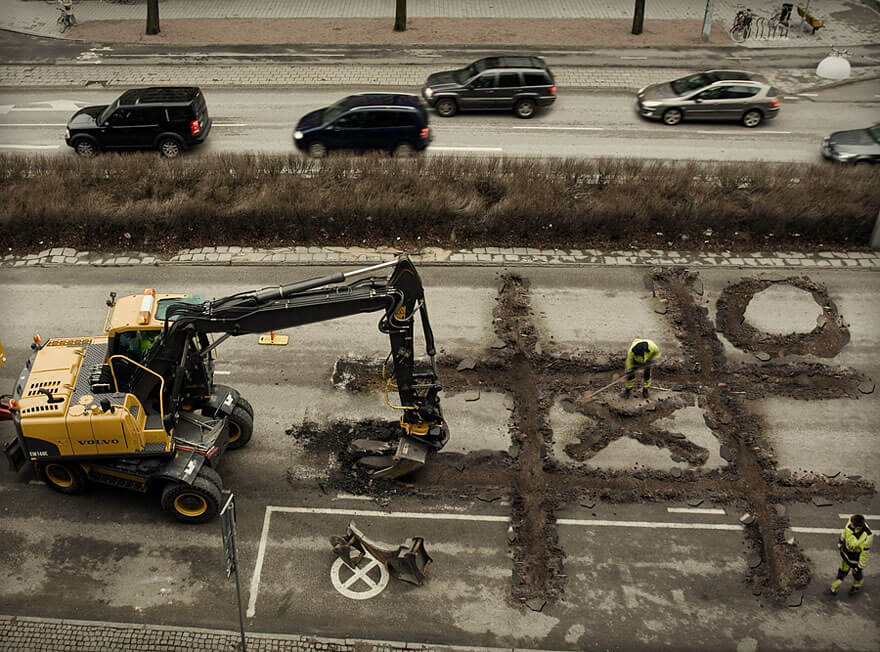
xmin=288 ymin=268 xmax=874 ymax=605
xmin=716 ymin=278 xmax=850 ymax=360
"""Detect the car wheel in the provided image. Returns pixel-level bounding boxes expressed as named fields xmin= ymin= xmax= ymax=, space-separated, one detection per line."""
xmin=742 ymin=110 xmax=763 ymax=128
xmin=514 ymin=98 xmax=537 ymax=119
xmin=308 ymin=141 xmax=327 ymax=159
xmin=393 ymin=142 xmax=416 ymax=158
xmin=73 ymin=139 xmax=97 ymax=157
xmin=435 ymin=98 xmax=458 ymax=118
xmin=39 ymin=462 xmax=88 ymax=495
xmin=158 ymin=138 xmax=182 ymax=159
xmin=662 ymin=108 xmax=683 ymax=126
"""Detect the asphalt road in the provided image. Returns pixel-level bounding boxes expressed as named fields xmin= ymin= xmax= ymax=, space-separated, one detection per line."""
xmin=1 ymin=85 xmax=878 ymax=161
xmin=0 ymin=264 xmax=877 ymax=650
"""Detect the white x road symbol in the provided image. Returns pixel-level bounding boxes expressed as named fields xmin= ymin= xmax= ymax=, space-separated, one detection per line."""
xmin=330 ymin=551 xmax=390 ymax=600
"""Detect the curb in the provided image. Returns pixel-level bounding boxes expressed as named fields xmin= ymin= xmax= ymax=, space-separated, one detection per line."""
xmin=3 ymin=247 xmax=879 ymax=270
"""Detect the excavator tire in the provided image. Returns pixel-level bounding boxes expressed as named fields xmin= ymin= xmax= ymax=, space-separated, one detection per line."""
xmin=236 ymin=395 xmax=254 ymax=419
xmin=161 ymin=476 xmax=221 ymax=524
xmin=197 ymin=465 xmax=223 ymax=492
xmin=39 ymin=462 xmax=88 ymax=495
xmin=226 ymin=404 xmax=254 ymax=450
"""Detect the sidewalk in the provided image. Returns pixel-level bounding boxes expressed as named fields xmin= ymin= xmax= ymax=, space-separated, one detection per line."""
xmin=3 ymin=0 xmax=879 ymax=48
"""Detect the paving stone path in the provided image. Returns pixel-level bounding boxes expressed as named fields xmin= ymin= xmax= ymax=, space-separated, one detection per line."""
xmin=3 ymin=246 xmax=878 ymax=269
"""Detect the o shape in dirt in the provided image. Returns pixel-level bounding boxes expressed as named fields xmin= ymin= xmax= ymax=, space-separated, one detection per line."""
xmin=715 ymin=278 xmax=849 ymax=359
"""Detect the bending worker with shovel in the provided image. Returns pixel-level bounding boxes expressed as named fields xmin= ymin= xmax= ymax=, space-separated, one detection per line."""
xmin=623 ymin=338 xmax=660 ymax=399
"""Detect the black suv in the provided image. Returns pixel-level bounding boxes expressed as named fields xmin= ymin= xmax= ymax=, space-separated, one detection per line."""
xmin=421 ymin=56 xmax=556 ymax=119
xmin=293 ymin=93 xmax=431 ymax=158
xmin=65 ymin=87 xmax=211 ymax=158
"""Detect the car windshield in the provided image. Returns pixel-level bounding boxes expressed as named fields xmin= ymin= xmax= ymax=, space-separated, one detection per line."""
xmin=98 ymin=99 xmax=119 ymax=124
xmin=322 ymin=96 xmax=351 ymax=124
xmin=454 ymin=62 xmax=480 ymax=84
xmin=869 ymin=125 xmax=880 ymax=144
xmin=670 ymin=73 xmax=716 ymax=96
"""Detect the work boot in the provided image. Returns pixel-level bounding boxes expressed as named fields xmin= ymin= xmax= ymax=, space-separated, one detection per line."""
xmin=849 ymin=585 xmax=861 ymax=596
xmin=642 ymin=387 xmax=649 ymax=399
xmin=829 ymin=579 xmax=841 ymax=595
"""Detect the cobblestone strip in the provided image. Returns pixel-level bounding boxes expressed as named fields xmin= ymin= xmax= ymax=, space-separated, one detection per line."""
xmin=2 ymin=64 xmax=869 ymax=94
xmin=0 ymin=614 xmax=506 ymax=652
xmin=2 ymin=247 xmax=878 ymax=269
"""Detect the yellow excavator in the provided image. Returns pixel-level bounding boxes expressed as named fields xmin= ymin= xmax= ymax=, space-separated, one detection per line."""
xmin=2 ymin=255 xmax=448 ymax=523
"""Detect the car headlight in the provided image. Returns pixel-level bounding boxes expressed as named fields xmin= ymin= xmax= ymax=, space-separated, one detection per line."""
xmin=65 ymin=128 xmax=70 ymax=139
xmin=424 ymin=87 xmax=434 ymax=98
xmin=835 ymin=152 xmax=856 ymax=160
xmin=293 ymin=130 xmax=303 ymax=140
xmin=641 ymin=101 xmax=660 ymax=108
xmin=637 ymin=87 xmax=646 ymax=95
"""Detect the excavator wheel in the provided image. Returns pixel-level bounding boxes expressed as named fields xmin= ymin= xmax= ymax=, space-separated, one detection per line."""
xmin=161 ymin=476 xmax=221 ymax=524
xmin=226 ymin=403 xmax=254 ymax=450
xmin=236 ymin=395 xmax=254 ymax=419
xmin=197 ymin=465 xmax=223 ymax=491
xmin=39 ymin=462 xmax=88 ymax=495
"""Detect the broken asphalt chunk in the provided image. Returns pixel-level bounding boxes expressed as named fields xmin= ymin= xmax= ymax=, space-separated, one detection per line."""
xmin=720 ymin=445 xmax=733 ymax=462
xmin=687 ymin=498 xmax=704 ymax=507
xmin=633 ymin=471 xmax=645 ymax=480
xmin=477 ymin=492 xmax=503 ymax=503
xmin=526 ymin=598 xmax=546 ymax=613
xmin=456 ymin=357 xmax=477 ymax=372
xmin=463 ymin=390 xmax=481 ymax=402
xmin=823 ymin=471 xmax=840 ymax=479
xmin=787 ymin=591 xmax=804 ymax=608
xmin=490 ymin=338 xmax=507 ymax=350
xmin=754 ymin=351 xmax=771 ymax=362
xmin=812 ymin=497 xmax=833 ymax=507
xmin=858 ymin=381 xmax=875 ymax=395
xmin=670 ymin=467 xmax=683 ymax=478
xmin=579 ymin=500 xmax=596 ymax=509
xmin=747 ymin=553 xmax=762 ymax=569
xmin=669 ymin=433 xmax=687 ymax=440
xmin=653 ymin=298 xmax=668 ymax=315
xmin=740 ymin=513 xmax=756 ymax=525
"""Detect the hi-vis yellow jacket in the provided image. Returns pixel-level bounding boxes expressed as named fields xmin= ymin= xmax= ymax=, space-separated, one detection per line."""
xmin=839 ymin=520 xmax=873 ymax=568
xmin=625 ymin=339 xmax=660 ymax=371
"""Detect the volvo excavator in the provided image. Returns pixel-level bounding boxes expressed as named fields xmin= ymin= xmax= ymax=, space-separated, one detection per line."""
xmin=1 ymin=255 xmax=448 ymax=523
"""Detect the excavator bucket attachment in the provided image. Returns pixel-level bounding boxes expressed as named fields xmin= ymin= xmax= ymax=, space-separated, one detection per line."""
xmin=387 ymin=537 xmax=432 ymax=585
xmin=329 ymin=521 xmax=433 ymax=585
xmin=359 ymin=436 xmax=429 ymax=480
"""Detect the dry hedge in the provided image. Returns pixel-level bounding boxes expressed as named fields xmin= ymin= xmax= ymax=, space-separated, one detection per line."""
xmin=1 ymin=153 xmax=876 ymax=252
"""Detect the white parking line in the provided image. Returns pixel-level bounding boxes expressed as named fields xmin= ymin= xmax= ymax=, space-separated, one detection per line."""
xmin=0 ymin=144 xmax=60 ymax=149
xmin=621 ymin=56 xmax=648 ymax=60
xmin=696 ymin=130 xmax=790 ymax=135
xmin=213 ymin=123 xmax=248 ymax=127
xmin=666 ymin=507 xmax=726 ymax=515
xmin=838 ymin=514 xmax=880 ymax=520
xmin=512 ymin=126 xmax=603 ymax=130
xmin=105 ymin=52 xmax=345 ymax=58
xmin=557 ymin=518 xmax=742 ymax=530
xmin=799 ymin=93 xmax=819 ymax=97
xmin=214 ymin=370 xmax=231 ymax=375
xmin=0 ymin=123 xmax=66 ymax=127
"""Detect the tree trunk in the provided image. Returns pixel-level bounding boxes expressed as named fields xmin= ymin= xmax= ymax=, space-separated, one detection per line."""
xmin=394 ymin=0 xmax=407 ymax=32
xmin=631 ymin=0 xmax=645 ymax=35
xmin=146 ymin=0 xmax=160 ymax=35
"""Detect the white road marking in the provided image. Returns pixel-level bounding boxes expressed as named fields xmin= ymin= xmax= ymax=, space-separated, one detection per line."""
xmin=246 ymin=506 xmax=273 ymax=618
xmin=330 ymin=553 xmax=389 ymax=600
xmin=783 ymin=96 xmax=800 ymax=100
xmin=2 ymin=100 xmax=88 ymax=112
xmin=28 ymin=480 xmax=44 ymax=485
xmin=429 ymin=146 xmax=503 ymax=152
xmin=213 ymin=370 xmax=231 ymax=375
xmin=105 ymin=52 xmax=345 ymax=58
xmin=696 ymin=130 xmax=790 ymax=135
xmin=0 ymin=144 xmax=60 ymax=149
xmin=0 ymin=123 xmax=66 ymax=127
xmin=799 ymin=93 xmax=818 ymax=97
xmin=212 ymin=123 xmax=248 ymax=127
xmin=666 ymin=507 xmax=726 ymax=515
xmin=512 ymin=126 xmax=604 ymax=131
xmin=334 ymin=493 xmax=373 ymax=501
xmin=245 ymin=504 xmax=852 ymax=617
xmin=621 ymin=56 xmax=648 ymax=60
xmin=838 ymin=514 xmax=880 ymax=520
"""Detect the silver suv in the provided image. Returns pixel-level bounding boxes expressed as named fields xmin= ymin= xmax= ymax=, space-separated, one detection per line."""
xmin=636 ymin=70 xmax=780 ymax=128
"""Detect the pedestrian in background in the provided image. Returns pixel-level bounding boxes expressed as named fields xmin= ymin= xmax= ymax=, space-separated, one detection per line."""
xmin=830 ymin=514 xmax=873 ymax=595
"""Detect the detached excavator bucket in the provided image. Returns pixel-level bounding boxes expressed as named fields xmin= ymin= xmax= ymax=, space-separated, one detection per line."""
xmin=354 ymin=436 xmax=429 ymax=479
xmin=387 ymin=537 xmax=432 ymax=585
xmin=329 ymin=521 xmax=433 ymax=585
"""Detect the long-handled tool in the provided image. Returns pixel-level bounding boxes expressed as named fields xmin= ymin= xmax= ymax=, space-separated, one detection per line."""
xmin=583 ymin=371 xmax=630 ymax=403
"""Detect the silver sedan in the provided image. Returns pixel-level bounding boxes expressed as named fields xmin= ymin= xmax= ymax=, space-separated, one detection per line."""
xmin=636 ymin=70 xmax=780 ymax=128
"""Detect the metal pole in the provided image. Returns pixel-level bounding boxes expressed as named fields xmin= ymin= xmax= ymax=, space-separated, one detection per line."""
xmin=632 ymin=0 xmax=645 ymax=35
xmin=701 ymin=0 xmax=715 ymax=42
xmin=233 ymin=562 xmax=247 ymax=652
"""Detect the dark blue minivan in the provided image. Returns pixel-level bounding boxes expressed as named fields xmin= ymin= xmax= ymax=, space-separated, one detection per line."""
xmin=293 ymin=93 xmax=432 ymax=158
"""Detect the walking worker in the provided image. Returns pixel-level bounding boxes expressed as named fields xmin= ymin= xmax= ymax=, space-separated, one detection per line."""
xmin=830 ymin=514 xmax=873 ymax=595
xmin=623 ymin=338 xmax=660 ymax=399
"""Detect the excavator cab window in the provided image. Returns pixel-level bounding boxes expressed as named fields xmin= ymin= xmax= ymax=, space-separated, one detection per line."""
xmin=115 ymin=330 xmax=160 ymax=363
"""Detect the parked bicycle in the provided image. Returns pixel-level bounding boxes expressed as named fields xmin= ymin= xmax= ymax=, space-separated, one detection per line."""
xmin=56 ymin=0 xmax=76 ymax=33
xmin=729 ymin=7 xmax=754 ymax=42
